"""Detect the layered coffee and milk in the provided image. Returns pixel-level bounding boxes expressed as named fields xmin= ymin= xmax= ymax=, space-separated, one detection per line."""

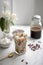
xmin=31 ymin=26 xmax=41 ymax=39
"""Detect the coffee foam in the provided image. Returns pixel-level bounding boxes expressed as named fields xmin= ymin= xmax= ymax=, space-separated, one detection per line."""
xmin=31 ymin=26 xmax=41 ymax=31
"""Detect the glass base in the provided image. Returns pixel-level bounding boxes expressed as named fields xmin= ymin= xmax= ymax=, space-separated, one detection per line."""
xmin=15 ymin=49 xmax=26 ymax=55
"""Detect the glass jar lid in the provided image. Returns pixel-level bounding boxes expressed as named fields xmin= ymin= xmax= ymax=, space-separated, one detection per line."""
xmin=32 ymin=15 xmax=41 ymax=21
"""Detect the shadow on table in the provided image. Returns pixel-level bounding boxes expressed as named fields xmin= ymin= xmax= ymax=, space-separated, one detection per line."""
xmin=0 ymin=52 xmax=24 ymax=64
xmin=28 ymin=36 xmax=35 ymax=41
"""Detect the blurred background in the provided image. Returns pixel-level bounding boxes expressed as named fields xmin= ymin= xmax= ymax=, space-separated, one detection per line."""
xmin=0 ymin=0 xmax=43 ymax=25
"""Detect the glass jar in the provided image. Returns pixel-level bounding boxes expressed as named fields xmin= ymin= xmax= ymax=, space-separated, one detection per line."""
xmin=4 ymin=18 xmax=10 ymax=33
xmin=13 ymin=30 xmax=27 ymax=55
xmin=30 ymin=15 xmax=42 ymax=39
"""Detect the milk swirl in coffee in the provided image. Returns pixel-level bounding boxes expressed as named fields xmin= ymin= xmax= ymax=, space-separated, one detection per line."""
xmin=31 ymin=26 xmax=41 ymax=39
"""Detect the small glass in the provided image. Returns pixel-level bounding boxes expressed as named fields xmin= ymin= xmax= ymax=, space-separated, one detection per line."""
xmin=13 ymin=30 xmax=27 ymax=55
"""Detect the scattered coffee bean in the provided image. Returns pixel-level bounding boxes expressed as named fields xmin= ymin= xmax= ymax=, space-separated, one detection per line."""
xmin=28 ymin=44 xmax=31 ymax=46
xmin=21 ymin=59 xmax=28 ymax=65
xmin=28 ymin=43 xmax=40 ymax=51
xmin=31 ymin=48 xmax=35 ymax=51
xmin=21 ymin=59 xmax=24 ymax=62
xmin=38 ymin=45 xmax=40 ymax=48
xmin=25 ymin=61 xmax=28 ymax=64
xmin=36 ymin=44 xmax=38 ymax=46
xmin=28 ymin=44 xmax=33 ymax=47
xmin=32 ymin=46 xmax=36 ymax=49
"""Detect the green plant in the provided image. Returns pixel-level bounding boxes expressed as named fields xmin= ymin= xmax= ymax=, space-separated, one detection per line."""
xmin=0 ymin=1 xmax=17 ymax=32
xmin=0 ymin=17 xmax=5 ymax=31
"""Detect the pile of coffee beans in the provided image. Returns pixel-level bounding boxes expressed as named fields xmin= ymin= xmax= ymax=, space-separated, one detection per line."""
xmin=28 ymin=43 xmax=40 ymax=51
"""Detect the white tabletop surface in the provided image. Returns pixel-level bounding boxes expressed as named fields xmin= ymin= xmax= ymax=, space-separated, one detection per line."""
xmin=0 ymin=26 xmax=43 ymax=65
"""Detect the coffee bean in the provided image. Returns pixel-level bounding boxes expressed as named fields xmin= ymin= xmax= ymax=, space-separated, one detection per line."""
xmin=21 ymin=59 xmax=24 ymax=62
xmin=31 ymin=47 xmax=35 ymax=51
xmin=25 ymin=61 xmax=28 ymax=64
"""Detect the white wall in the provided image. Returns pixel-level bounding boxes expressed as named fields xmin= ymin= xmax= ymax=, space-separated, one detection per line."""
xmin=34 ymin=0 xmax=43 ymax=25
xmin=0 ymin=0 xmax=43 ymax=25
xmin=0 ymin=0 xmax=11 ymax=17
xmin=0 ymin=0 xmax=3 ymax=17
xmin=13 ymin=0 xmax=34 ymax=25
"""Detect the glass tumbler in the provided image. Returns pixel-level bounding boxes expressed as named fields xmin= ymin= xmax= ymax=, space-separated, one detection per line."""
xmin=13 ymin=30 xmax=27 ymax=55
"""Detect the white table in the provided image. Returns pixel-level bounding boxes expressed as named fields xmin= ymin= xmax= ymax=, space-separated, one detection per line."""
xmin=0 ymin=26 xmax=43 ymax=65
